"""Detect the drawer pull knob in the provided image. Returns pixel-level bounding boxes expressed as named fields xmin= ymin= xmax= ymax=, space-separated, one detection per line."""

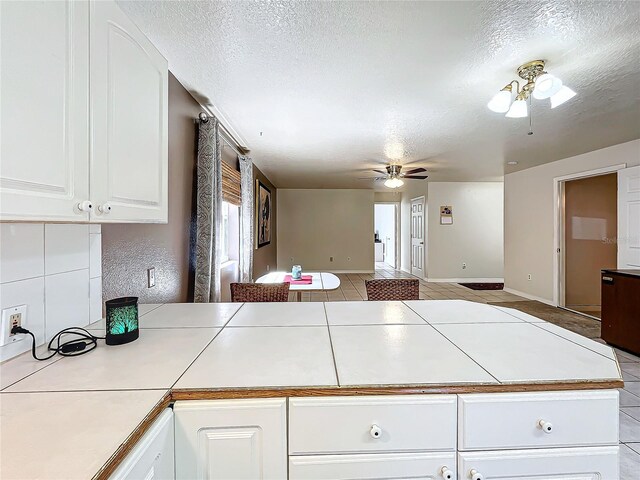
xmin=538 ymin=419 xmax=553 ymax=433
xmin=440 ymin=466 xmax=454 ymax=480
xmin=369 ymin=424 xmax=382 ymax=439
xmin=98 ymin=203 xmax=112 ymax=214
xmin=77 ymin=200 xmax=93 ymax=212
xmin=469 ymin=469 xmax=484 ymax=480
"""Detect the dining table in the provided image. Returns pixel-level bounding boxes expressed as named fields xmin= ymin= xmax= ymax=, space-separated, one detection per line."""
xmin=255 ymin=271 xmax=341 ymax=301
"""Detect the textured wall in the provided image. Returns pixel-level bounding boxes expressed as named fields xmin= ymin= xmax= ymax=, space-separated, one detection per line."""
xmin=101 ymin=73 xmax=200 ymax=304
xmin=253 ymin=165 xmax=277 ymax=278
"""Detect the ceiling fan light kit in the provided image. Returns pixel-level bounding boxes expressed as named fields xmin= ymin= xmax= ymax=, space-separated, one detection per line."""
xmin=362 ymin=164 xmax=428 ymax=188
xmin=488 ymin=60 xmax=576 ymax=117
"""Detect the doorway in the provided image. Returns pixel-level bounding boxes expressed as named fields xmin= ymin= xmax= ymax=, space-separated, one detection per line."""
xmin=410 ymin=196 xmax=425 ymax=278
xmin=557 ymin=172 xmax=618 ymax=319
xmin=374 ymin=203 xmax=398 ymax=269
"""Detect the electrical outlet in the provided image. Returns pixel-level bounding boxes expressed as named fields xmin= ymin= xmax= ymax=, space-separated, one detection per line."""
xmin=330 ymin=256 xmax=334 ymax=262
xmin=347 ymin=256 xmax=351 ymax=262
xmin=1 ymin=305 xmax=27 ymax=346
xmin=266 ymin=264 xmax=270 ymax=272
xmin=462 ymin=263 xmax=467 ymax=269
xmin=527 ymin=274 xmax=532 ymax=281
xmin=147 ymin=267 xmax=156 ymax=288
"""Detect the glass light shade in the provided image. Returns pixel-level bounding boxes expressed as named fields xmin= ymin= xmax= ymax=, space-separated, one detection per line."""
xmin=550 ymin=86 xmax=577 ymax=108
xmin=505 ymin=99 xmax=528 ymax=118
xmin=384 ymin=177 xmax=404 ymax=188
xmin=533 ymin=73 xmax=563 ymax=99
xmin=487 ymin=90 xmax=512 ymax=113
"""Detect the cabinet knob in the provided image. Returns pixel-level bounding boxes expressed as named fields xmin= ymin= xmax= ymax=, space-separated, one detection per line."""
xmin=538 ymin=419 xmax=553 ymax=433
xmin=469 ymin=469 xmax=484 ymax=480
xmin=77 ymin=200 xmax=93 ymax=212
xmin=98 ymin=203 xmax=112 ymax=214
xmin=440 ymin=466 xmax=454 ymax=480
xmin=369 ymin=424 xmax=382 ymax=439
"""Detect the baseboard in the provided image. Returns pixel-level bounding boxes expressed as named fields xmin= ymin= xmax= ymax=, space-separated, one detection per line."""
xmin=328 ymin=270 xmax=375 ymax=274
xmin=427 ymin=277 xmax=505 ymax=283
xmin=503 ymin=287 xmax=555 ymax=306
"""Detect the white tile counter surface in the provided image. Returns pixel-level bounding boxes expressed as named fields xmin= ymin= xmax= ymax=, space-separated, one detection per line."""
xmin=0 ymin=300 xmax=623 ymax=479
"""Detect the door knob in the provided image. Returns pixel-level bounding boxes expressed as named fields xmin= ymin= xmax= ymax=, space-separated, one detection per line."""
xmin=538 ymin=419 xmax=553 ymax=433
xmin=77 ymin=200 xmax=93 ymax=212
xmin=469 ymin=469 xmax=484 ymax=480
xmin=440 ymin=466 xmax=454 ymax=480
xmin=98 ymin=203 xmax=112 ymax=214
xmin=369 ymin=424 xmax=382 ymax=439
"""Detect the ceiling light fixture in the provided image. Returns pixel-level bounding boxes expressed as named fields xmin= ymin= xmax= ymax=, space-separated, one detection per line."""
xmin=384 ymin=177 xmax=404 ymax=189
xmin=488 ymin=60 xmax=576 ymax=119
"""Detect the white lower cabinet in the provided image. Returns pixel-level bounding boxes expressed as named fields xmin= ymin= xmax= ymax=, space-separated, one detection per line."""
xmin=289 ymin=452 xmax=457 ymax=480
xmin=458 ymin=446 xmax=619 ymax=480
xmin=174 ymin=398 xmax=287 ymax=480
xmin=110 ymin=408 xmax=174 ymax=480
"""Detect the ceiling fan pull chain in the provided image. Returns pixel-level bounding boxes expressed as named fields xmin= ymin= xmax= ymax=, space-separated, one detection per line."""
xmin=528 ymin=95 xmax=534 ymax=136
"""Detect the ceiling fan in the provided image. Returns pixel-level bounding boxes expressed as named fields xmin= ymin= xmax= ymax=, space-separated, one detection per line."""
xmin=360 ymin=164 xmax=428 ymax=188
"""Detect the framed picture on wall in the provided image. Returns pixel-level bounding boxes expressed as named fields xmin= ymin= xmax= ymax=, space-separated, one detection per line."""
xmin=256 ymin=180 xmax=272 ymax=248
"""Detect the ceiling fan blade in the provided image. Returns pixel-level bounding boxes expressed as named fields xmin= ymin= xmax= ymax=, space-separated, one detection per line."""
xmin=357 ymin=177 xmax=387 ymax=180
xmin=404 ymin=167 xmax=427 ymax=175
xmin=372 ymin=169 xmax=387 ymax=174
xmin=404 ymin=175 xmax=429 ymax=180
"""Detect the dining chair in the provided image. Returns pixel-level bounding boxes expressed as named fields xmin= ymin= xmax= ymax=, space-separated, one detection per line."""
xmin=365 ymin=278 xmax=420 ymax=301
xmin=230 ymin=282 xmax=290 ymax=302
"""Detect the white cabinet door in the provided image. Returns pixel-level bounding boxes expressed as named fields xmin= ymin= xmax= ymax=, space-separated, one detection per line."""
xmin=110 ymin=408 xmax=174 ymax=480
xmin=174 ymin=399 xmax=287 ymax=480
xmin=290 ymin=452 xmax=456 ymax=480
xmin=0 ymin=0 xmax=90 ymax=222
xmin=458 ymin=446 xmax=618 ymax=480
xmin=90 ymin=0 xmax=168 ymax=223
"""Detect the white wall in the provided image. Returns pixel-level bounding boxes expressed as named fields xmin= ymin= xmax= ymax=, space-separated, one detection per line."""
xmin=374 ymin=204 xmax=396 ymax=267
xmin=504 ymin=139 xmax=640 ymax=303
xmin=427 ymin=182 xmax=504 ymax=280
xmin=277 ymin=189 xmax=374 ymax=272
xmin=0 ymin=224 xmax=102 ymax=362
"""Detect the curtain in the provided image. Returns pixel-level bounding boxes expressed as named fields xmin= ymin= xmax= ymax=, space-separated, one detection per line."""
xmin=239 ymin=155 xmax=254 ymax=282
xmin=194 ymin=114 xmax=222 ymax=303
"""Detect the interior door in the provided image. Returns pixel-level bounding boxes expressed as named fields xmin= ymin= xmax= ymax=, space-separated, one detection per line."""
xmin=618 ymin=165 xmax=640 ymax=269
xmin=90 ymin=0 xmax=168 ymax=223
xmin=0 ymin=0 xmax=89 ymax=221
xmin=411 ymin=197 xmax=425 ymax=278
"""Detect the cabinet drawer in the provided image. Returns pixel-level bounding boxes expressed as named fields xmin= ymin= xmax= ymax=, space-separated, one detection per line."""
xmin=290 ymin=452 xmax=456 ymax=480
xmin=289 ymin=395 xmax=456 ymax=455
xmin=458 ymin=390 xmax=619 ymax=450
xmin=458 ymin=446 xmax=619 ymax=479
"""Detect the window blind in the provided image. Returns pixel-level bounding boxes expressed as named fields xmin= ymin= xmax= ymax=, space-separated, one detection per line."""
xmin=221 ymin=161 xmax=241 ymax=206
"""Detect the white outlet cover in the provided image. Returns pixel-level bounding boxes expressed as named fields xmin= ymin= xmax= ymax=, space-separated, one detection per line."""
xmin=1 ymin=304 xmax=27 ymax=346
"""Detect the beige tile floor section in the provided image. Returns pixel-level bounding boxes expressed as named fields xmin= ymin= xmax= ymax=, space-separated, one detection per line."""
xmin=288 ymin=264 xmax=640 ymax=476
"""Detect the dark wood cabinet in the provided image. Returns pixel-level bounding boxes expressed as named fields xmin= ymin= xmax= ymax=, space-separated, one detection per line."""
xmin=601 ymin=270 xmax=640 ymax=355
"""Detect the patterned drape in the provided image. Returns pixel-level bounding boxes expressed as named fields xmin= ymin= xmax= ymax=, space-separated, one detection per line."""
xmin=239 ymin=155 xmax=254 ymax=282
xmin=194 ymin=115 xmax=222 ymax=303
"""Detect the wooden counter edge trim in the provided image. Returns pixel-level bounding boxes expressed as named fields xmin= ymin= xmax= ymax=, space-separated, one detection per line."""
xmin=94 ymin=391 xmax=172 ymax=480
xmin=170 ymin=380 xmax=624 ymax=400
xmin=92 ymin=379 xmax=623 ymax=479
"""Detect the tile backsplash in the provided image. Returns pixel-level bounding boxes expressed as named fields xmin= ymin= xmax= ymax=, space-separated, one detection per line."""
xmin=0 ymin=224 xmax=102 ymax=362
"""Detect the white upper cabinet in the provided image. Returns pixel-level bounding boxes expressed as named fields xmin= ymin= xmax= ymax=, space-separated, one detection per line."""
xmin=0 ymin=0 xmax=168 ymax=224
xmin=0 ymin=0 xmax=90 ymax=222
xmin=90 ymin=0 xmax=168 ymax=223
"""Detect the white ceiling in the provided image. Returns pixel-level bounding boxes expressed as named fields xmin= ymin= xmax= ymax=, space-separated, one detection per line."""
xmin=118 ymin=0 xmax=640 ymax=189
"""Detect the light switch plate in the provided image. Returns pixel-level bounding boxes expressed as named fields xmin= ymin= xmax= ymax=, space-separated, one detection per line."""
xmin=1 ymin=305 xmax=27 ymax=346
xmin=147 ymin=267 xmax=156 ymax=288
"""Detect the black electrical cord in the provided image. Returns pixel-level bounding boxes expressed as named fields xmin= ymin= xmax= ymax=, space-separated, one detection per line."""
xmin=11 ymin=326 xmax=105 ymax=361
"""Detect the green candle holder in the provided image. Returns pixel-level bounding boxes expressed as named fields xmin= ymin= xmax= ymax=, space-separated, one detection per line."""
xmin=105 ymin=297 xmax=139 ymax=345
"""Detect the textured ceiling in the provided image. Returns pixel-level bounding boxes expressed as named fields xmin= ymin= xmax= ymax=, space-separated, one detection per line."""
xmin=118 ymin=0 xmax=640 ymax=188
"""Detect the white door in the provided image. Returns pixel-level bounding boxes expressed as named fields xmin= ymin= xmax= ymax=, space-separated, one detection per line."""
xmin=458 ymin=446 xmax=618 ymax=480
xmin=411 ymin=197 xmax=425 ymax=278
xmin=90 ymin=0 xmax=168 ymax=223
xmin=289 ymin=452 xmax=456 ymax=480
xmin=174 ymin=399 xmax=287 ymax=480
xmin=109 ymin=409 xmax=174 ymax=480
xmin=618 ymin=165 xmax=640 ymax=268
xmin=0 ymin=0 xmax=90 ymax=222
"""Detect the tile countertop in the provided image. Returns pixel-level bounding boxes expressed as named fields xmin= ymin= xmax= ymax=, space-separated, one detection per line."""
xmin=0 ymin=300 xmax=624 ymax=479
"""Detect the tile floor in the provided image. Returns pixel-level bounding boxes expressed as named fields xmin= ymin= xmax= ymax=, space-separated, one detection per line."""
xmin=290 ymin=263 xmax=640 ymax=476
